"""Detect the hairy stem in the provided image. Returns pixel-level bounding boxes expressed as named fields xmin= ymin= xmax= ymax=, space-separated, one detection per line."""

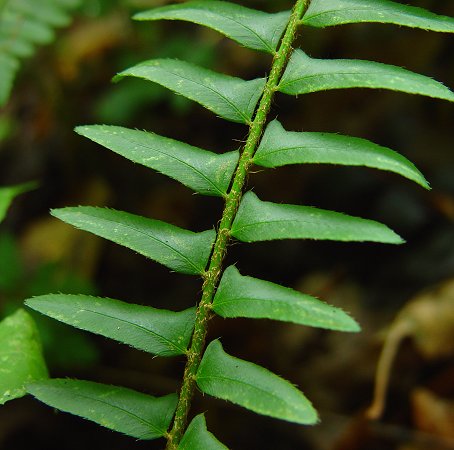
xmin=165 ymin=1 xmax=312 ymax=447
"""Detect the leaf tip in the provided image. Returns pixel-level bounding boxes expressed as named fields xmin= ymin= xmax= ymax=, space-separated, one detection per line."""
xmin=346 ymin=317 xmax=361 ymax=333
xmin=74 ymin=125 xmax=90 ymax=136
xmin=132 ymin=11 xmax=146 ymax=21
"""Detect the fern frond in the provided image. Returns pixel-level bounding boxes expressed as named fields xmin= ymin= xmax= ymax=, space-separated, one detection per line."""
xmin=0 ymin=0 xmax=81 ymax=106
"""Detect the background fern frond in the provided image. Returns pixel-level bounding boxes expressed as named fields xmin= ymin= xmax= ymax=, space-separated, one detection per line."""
xmin=0 ymin=0 xmax=81 ymax=106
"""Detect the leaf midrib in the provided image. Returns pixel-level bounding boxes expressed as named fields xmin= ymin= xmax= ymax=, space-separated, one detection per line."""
xmin=114 ymin=133 xmax=224 ymax=196
xmin=77 ymin=212 xmax=202 ymax=274
xmin=196 ymin=8 xmax=274 ymax=53
xmin=197 ymin=373 xmax=299 ymax=414
xmin=279 ymin=71 xmax=436 ymax=91
xmin=153 ymin=6 xmax=275 ymax=53
xmin=48 ymin=388 xmax=165 ymax=436
xmin=233 ymin=217 xmax=341 ymax=234
xmin=71 ymin=308 xmax=186 ymax=355
xmin=145 ymin=65 xmax=250 ymax=123
xmin=255 ymin=142 xmax=407 ymax=164
xmin=303 ymin=6 xmax=439 ymax=23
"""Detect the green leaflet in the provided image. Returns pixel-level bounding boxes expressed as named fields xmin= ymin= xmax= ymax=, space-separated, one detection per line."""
xmin=114 ymin=59 xmax=266 ymax=124
xmin=135 ymin=1 xmax=290 ymax=54
xmin=196 ymin=340 xmax=318 ymax=425
xmin=231 ymin=191 xmax=403 ymax=244
xmin=253 ymin=119 xmax=429 ymax=189
xmin=28 ymin=379 xmax=177 ymax=440
xmin=25 ymin=294 xmax=195 ymax=356
xmin=213 ymin=265 xmax=360 ymax=332
xmin=76 ymin=125 xmax=239 ymax=197
xmin=0 ymin=309 xmax=48 ymax=405
xmin=0 ymin=0 xmax=81 ymax=105
xmin=302 ymin=0 xmax=454 ymax=32
xmin=179 ymin=414 xmax=228 ymax=450
xmin=0 ymin=181 xmax=36 ymax=223
xmin=278 ymin=49 xmax=454 ymax=102
xmin=52 ymin=207 xmax=215 ymax=275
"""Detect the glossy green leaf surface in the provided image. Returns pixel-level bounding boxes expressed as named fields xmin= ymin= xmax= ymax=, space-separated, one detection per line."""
xmin=303 ymin=0 xmax=454 ymax=32
xmin=179 ymin=414 xmax=228 ymax=450
xmin=52 ymin=207 xmax=215 ymax=275
xmin=76 ymin=125 xmax=239 ymax=197
xmin=28 ymin=379 xmax=177 ymax=440
xmin=213 ymin=265 xmax=360 ymax=332
xmin=135 ymin=1 xmax=290 ymax=54
xmin=197 ymin=340 xmax=318 ymax=424
xmin=278 ymin=49 xmax=454 ymax=102
xmin=253 ymin=119 xmax=429 ymax=189
xmin=231 ymin=191 xmax=403 ymax=244
xmin=26 ymin=294 xmax=195 ymax=356
xmin=0 ymin=309 xmax=48 ymax=405
xmin=0 ymin=181 xmax=36 ymax=223
xmin=114 ymin=59 xmax=265 ymax=124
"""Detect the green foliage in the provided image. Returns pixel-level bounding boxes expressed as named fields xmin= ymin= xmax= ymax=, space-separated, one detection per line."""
xmin=231 ymin=191 xmax=403 ymax=243
xmin=0 ymin=0 xmax=81 ymax=106
xmin=51 ymin=206 xmax=215 ymax=275
xmin=254 ymin=119 xmax=429 ymax=189
xmin=11 ymin=0 xmax=453 ymax=447
xmin=0 ymin=182 xmax=36 ymax=223
xmin=114 ymin=59 xmax=266 ymax=124
xmin=0 ymin=309 xmax=48 ymax=404
xmin=134 ymin=1 xmax=290 ymax=54
xmin=197 ymin=340 xmax=318 ymax=425
xmin=302 ymin=0 xmax=454 ymax=31
xmin=179 ymin=414 xmax=228 ymax=450
xmin=278 ymin=49 xmax=454 ymax=101
xmin=213 ymin=265 xmax=360 ymax=332
xmin=28 ymin=379 xmax=177 ymax=439
xmin=75 ymin=125 xmax=239 ymax=197
xmin=0 ymin=228 xmax=99 ymax=369
xmin=25 ymin=294 xmax=196 ymax=356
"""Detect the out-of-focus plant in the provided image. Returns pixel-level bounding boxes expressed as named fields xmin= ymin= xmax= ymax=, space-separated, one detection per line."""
xmin=0 ymin=183 xmax=98 ymax=372
xmin=0 ymin=183 xmax=48 ymax=405
xmin=0 ymin=0 xmax=82 ymax=106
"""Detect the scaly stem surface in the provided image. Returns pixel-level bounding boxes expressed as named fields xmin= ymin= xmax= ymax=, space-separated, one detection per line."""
xmin=165 ymin=1 xmax=312 ymax=447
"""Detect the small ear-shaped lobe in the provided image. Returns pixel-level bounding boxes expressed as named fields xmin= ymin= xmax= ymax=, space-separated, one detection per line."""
xmin=52 ymin=207 xmax=216 ymax=275
xmin=196 ymin=340 xmax=318 ymax=425
xmin=76 ymin=125 xmax=239 ymax=197
xmin=0 ymin=309 xmax=48 ymax=405
xmin=213 ymin=265 xmax=360 ymax=332
xmin=26 ymin=294 xmax=196 ymax=356
xmin=278 ymin=49 xmax=454 ymax=102
xmin=254 ymin=119 xmax=429 ymax=189
xmin=135 ymin=1 xmax=290 ymax=54
xmin=302 ymin=0 xmax=454 ymax=32
xmin=231 ymin=191 xmax=403 ymax=244
xmin=28 ymin=379 xmax=177 ymax=440
xmin=114 ymin=59 xmax=266 ymax=124
xmin=178 ymin=414 xmax=229 ymax=450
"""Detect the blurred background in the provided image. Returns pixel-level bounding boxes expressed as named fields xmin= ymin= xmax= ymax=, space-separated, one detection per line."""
xmin=0 ymin=0 xmax=453 ymax=448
